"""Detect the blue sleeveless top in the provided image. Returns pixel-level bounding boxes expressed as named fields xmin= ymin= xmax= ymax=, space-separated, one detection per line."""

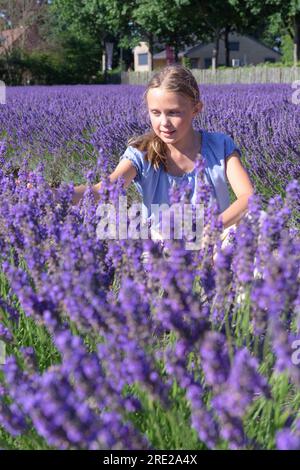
xmin=119 ymin=129 xmax=241 ymax=220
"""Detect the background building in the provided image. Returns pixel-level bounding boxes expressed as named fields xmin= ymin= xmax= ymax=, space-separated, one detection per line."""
xmin=133 ymin=33 xmax=282 ymax=71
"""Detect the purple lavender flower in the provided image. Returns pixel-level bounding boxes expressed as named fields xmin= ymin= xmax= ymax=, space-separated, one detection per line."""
xmin=199 ymin=331 xmax=231 ymax=390
xmin=276 ymin=419 xmax=300 ymax=450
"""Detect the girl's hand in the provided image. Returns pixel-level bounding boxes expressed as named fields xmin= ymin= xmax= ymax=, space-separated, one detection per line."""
xmin=15 ymin=179 xmax=59 ymax=201
xmin=15 ymin=178 xmax=33 ymax=189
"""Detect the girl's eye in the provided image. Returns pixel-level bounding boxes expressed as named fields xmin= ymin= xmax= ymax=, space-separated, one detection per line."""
xmin=151 ymin=111 xmax=180 ymax=116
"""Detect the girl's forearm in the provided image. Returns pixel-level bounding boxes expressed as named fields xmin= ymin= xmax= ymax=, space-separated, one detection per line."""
xmin=218 ymin=194 xmax=251 ymax=229
xmin=72 ymin=182 xmax=102 ymax=205
xmin=72 ymin=184 xmax=86 ymax=205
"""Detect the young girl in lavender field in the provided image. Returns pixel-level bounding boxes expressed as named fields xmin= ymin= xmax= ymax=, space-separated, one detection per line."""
xmin=73 ymin=65 xmax=254 ymax=252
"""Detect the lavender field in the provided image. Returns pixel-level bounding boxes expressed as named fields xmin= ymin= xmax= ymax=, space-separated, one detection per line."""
xmin=0 ymin=83 xmax=299 ymax=450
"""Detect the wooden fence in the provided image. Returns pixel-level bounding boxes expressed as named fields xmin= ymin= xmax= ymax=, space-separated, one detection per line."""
xmin=121 ymin=66 xmax=300 ymax=85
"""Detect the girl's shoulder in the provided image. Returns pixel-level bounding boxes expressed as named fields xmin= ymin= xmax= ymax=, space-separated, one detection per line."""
xmin=121 ymin=145 xmax=146 ymax=158
xmin=203 ymin=129 xmax=241 ymax=161
xmin=119 ymin=145 xmax=153 ymax=182
xmin=120 ymin=145 xmax=147 ymax=167
xmin=204 ymin=129 xmax=235 ymax=146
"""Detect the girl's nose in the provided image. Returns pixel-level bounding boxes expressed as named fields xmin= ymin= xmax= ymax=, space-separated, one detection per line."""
xmin=160 ymin=114 xmax=170 ymax=127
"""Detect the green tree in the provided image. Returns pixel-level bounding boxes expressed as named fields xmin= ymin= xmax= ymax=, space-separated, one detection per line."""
xmin=190 ymin=1 xmax=240 ymax=67
xmin=51 ymin=0 xmax=117 ymax=78
xmin=131 ymin=0 xmax=200 ymax=65
xmin=191 ymin=0 xmax=276 ymax=66
xmin=181 ymin=0 xmax=241 ymax=67
xmin=230 ymin=0 xmax=300 ymax=64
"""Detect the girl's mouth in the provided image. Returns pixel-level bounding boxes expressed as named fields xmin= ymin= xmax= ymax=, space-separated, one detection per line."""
xmin=161 ymin=130 xmax=175 ymax=136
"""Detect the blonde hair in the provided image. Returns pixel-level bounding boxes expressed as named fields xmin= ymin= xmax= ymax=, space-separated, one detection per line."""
xmin=128 ymin=64 xmax=201 ymax=171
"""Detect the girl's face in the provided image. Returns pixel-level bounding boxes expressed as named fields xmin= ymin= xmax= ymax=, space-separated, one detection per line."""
xmin=146 ymin=87 xmax=202 ymax=144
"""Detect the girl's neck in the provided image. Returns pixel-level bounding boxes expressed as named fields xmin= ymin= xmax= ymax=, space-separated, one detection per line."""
xmin=166 ymin=128 xmax=200 ymax=160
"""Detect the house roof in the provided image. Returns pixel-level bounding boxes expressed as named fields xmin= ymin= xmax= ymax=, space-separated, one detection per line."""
xmin=153 ymin=33 xmax=282 ymax=60
xmin=243 ymin=34 xmax=282 ymax=56
xmin=153 ymin=49 xmax=184 ymax=59
xmin=0 ymin=27 xmax=26 ymax=54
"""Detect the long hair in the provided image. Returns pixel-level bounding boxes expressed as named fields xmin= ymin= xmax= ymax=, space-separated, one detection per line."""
xmin=128 ymin=64 xmax=201 ymax=171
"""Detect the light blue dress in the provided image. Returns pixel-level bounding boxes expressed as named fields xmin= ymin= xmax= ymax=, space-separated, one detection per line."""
xmin=119 ymin=129 xmax=242 ymax=221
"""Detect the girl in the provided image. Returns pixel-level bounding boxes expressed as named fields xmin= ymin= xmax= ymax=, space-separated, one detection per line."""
xmin=72 ymin=65 xmax=254 ymax=245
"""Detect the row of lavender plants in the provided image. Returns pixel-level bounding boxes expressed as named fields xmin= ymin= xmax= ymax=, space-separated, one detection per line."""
xmin=0 ymin=84 xmax=299 ymax=449
xmin=1 ymin=84 xmax=299 ymax=199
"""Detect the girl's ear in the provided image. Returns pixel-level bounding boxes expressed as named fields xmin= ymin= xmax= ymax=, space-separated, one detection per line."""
xmin=193 ymin=101 xmax=203 ymax=116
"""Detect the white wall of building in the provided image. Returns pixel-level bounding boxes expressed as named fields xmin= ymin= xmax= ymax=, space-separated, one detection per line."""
xmin=133 ymin=42 xmax=152 ymax=71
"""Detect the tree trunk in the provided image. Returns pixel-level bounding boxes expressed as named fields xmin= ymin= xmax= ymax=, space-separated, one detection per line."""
xmin=148 ymin=33 xmax=153 ymax=71
xmin=214 ymin=30 xmax=220 ymax=68
xmin=102 ymin=38 xmax=108 ymax=83
xmin=294 ymin=11 xmax=300 ymax=65
xmin=224 ymin=25 xmax=230 ymax=67
xmin=119 ymin=46 xmax=123 ymax=71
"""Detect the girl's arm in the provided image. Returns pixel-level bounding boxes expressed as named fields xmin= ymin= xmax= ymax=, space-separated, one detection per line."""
xmin=219 ymin=152 xmax=254 ymax=229
xmin=72 ymin=160 xmax=137 ymax=205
